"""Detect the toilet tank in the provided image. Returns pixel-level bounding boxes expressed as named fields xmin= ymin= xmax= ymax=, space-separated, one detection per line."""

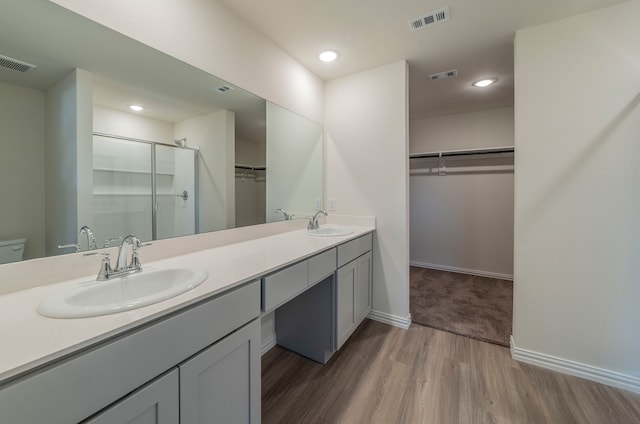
xmin=0 ymin=238 xmax=26 ymax=264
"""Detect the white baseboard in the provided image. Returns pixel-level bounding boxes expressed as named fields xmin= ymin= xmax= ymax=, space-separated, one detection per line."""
xmin=410 ymin=261 xmax=513 ymax=281
xmin=367 ymin=309 xmax=412 ymax=330
xmin=261 ymin=333 xmax=277 ymax=356
xmin=510 ymin=336 xmax=640 ymax=394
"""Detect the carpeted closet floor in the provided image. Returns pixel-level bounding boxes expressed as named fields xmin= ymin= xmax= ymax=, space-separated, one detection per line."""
xmin=410 ymin=266 xmax=513 ymax=346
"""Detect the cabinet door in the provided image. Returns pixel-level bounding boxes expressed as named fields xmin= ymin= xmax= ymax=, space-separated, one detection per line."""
xmin=82 ymin=369 xmax=178 ymax=424
xmin=180 ymin=319 xmax=261 ymax=424
xmin=355 ymin=251 xmax=372 ymax=322
xmin=336 ymin=260 xmax=356 ymax=350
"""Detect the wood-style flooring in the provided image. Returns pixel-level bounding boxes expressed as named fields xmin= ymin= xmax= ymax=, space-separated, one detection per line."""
xmin=262 ymin=319 xmax=640 ymax=424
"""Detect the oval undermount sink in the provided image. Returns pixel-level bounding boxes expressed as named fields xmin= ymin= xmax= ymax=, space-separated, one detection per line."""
xmin=38 ymin=266 xmax=208 ymax=319
xmin=306 ymin=226 xmax=353 ymax=237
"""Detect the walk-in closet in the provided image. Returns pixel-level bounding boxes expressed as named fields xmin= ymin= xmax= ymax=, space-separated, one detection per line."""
xmin=409 ymin=107 xmax=514 ymax=346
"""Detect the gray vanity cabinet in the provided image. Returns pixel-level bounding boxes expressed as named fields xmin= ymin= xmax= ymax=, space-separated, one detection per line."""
xmin=0 ymin=281 xmax=261 ymax=424
xmin=270 ymin=234 xmax=373 ymax=360
xmin=83 ymin=369 xmax=179 ymax=424
xmin=355 ymin=251 xmax=372 ymax=322
xmin=180 ymin=319 xmax=261 ymax=424
xmin=83 ymin=319 xmax=261 ymax=424
xmin=336 ymin=234 xmax=373 ymax=349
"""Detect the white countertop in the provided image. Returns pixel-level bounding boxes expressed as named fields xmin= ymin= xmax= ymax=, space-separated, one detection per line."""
xmin=0 ymin=225 xmax=373 ymax=383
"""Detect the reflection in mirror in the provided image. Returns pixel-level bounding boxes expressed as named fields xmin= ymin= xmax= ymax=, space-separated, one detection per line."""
xmin=0 ymin=0 xmax=322 ymax=264
xmin=266 ymin=102 xmax=323 ymax=223
xmin=91 ymin=135 xmax=199 ymax=246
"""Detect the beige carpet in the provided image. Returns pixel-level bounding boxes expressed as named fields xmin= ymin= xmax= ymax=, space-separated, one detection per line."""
xmin=410 ymin=266 xmax=513 ymax=347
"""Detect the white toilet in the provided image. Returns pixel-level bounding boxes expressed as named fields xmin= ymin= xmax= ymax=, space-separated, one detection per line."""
xmin=0 ymin=238 xmax=26 ymax=264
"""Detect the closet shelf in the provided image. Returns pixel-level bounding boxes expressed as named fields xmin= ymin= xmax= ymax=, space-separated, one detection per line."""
xmin=409 ymin=146 xmax=514 ymax=159
xmin=235 ymin=163 xmax=266 ymax=171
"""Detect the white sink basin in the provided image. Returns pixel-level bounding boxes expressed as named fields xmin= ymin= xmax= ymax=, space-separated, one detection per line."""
xmin=38 ymin=266 xmax=208 ymax=319
xmin=306 ymin=226 xmax=353 ymax=237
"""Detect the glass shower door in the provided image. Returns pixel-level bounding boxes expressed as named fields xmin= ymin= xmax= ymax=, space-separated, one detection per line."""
xmin=155 ymin=145 xmax=197 ymax=240
xmin=92 ymin=135 xmax=153 ymax=244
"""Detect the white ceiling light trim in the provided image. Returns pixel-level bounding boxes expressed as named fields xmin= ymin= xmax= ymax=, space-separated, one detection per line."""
xmin=129 ymin=105 xmax=144 ymax=111
xmin=318 ymin=50 xmax=339 ymax=63
xmin=472 ymin=78 xmax=498 ymax=88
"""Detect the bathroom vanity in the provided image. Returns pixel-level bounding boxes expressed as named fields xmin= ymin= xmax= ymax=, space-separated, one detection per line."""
xmin=0 ymin=226 xmax=374 ymax=424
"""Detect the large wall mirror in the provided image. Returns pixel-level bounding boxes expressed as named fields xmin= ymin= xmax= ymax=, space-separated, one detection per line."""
xmin=0 ymin=0 xmax=323 ymax=263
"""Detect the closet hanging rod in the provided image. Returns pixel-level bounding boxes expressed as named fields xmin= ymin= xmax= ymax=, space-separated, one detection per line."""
xmin=409 ymin=146 xmax=514 ymax=159
xmin=235 ymin=163 xmax=266 ymax=171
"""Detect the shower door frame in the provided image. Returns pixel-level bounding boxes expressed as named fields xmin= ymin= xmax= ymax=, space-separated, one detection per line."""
xmin=93 ymin=132 xmax=200 ymax=241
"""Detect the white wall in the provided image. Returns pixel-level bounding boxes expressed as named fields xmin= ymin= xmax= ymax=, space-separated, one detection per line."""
xmin=49 ymin=0 xmax=323 ymax=124
xmin=410 ymin=107 xmax=514 ymax=277
xmin=410 ymin=107 xmax=514 ymax=152
xmin=513 ymin=1 xmax=640 ymax=392
xmin=235 ymin=138 xmax=266 ymax=167
xmin=45 ymin=69 xmax=93 ymax=256
xmin=93 ymin=105 xmax=173 ymax=144
xmin=175 ymin=110 xmax=236 ymax=232
xmin=0 ymin=82 xmax=45 ymax=260
xmin=325 ymin=61 xmax=410 ymax=328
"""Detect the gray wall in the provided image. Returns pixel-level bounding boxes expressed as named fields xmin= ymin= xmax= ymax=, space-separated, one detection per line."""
xmin=0 ymin=82 xmax=45 ymax=259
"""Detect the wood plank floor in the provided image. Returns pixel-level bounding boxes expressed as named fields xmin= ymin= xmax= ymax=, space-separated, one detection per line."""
xmin=262 ymin=319 xmax=640 ymax=424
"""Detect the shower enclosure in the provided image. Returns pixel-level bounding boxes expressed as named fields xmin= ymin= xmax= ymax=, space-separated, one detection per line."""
xmin=92 ymin=134 xmax=198 ymax=245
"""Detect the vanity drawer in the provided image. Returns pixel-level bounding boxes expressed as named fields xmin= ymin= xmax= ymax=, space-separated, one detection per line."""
xmin=309 ymin=248 xmax=336 ymax=286
xmin=337 ymin=233 xmax=373 ymax=268
xmin=262 ymin=261 xmax=309 ymax=312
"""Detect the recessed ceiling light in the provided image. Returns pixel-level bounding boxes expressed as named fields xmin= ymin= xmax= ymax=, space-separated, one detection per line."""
xmin=129 ymin=105 xmax=144 ymax=112
xmin=318 ymin=50 xmax=339 ymax=63
xmin=472 ymin=78 xmax=497 ymax=88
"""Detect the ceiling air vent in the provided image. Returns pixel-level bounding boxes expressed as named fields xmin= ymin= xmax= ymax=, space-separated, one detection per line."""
xmin=429 ymin=69 xmax=458 ymax=81
xmin=409 ymin=6 xmax=451 ymax=32
xmin=0 ymin=54 xmax=37 ymax=73
xmin=216 ymin=85 xmax=234 ymax=93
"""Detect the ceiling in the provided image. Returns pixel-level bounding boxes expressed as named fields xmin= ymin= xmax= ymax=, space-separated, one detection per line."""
xmin=217 ymin=0 xmax=628 ymax=120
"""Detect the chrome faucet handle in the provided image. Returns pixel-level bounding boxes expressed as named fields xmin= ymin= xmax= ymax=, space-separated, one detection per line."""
xmin=83 ymin=252 xmax=112 ymax=281
xmin=132 ymin=240 xmax=151 ymax=259
xmin=58 ymin=243 xmax=81 ymax=252
xmin=129 ymin=240 xmax=153 ymax=272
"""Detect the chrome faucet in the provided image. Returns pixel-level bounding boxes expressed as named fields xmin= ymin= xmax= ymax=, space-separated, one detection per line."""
xmin=79 ymin=225 xmax=98 ymax=250
xmin=85 ymin=234 xmax=148 ymax=281
xmin=308 ymin=210 xmax=328 ymax=230
xmin=115 ymin=235 xmax=143 ymax=273
xmin=275 ymin=208 xmax=293 ymax=220
xmin=57 ymin=225 xmax=98 ymax=252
